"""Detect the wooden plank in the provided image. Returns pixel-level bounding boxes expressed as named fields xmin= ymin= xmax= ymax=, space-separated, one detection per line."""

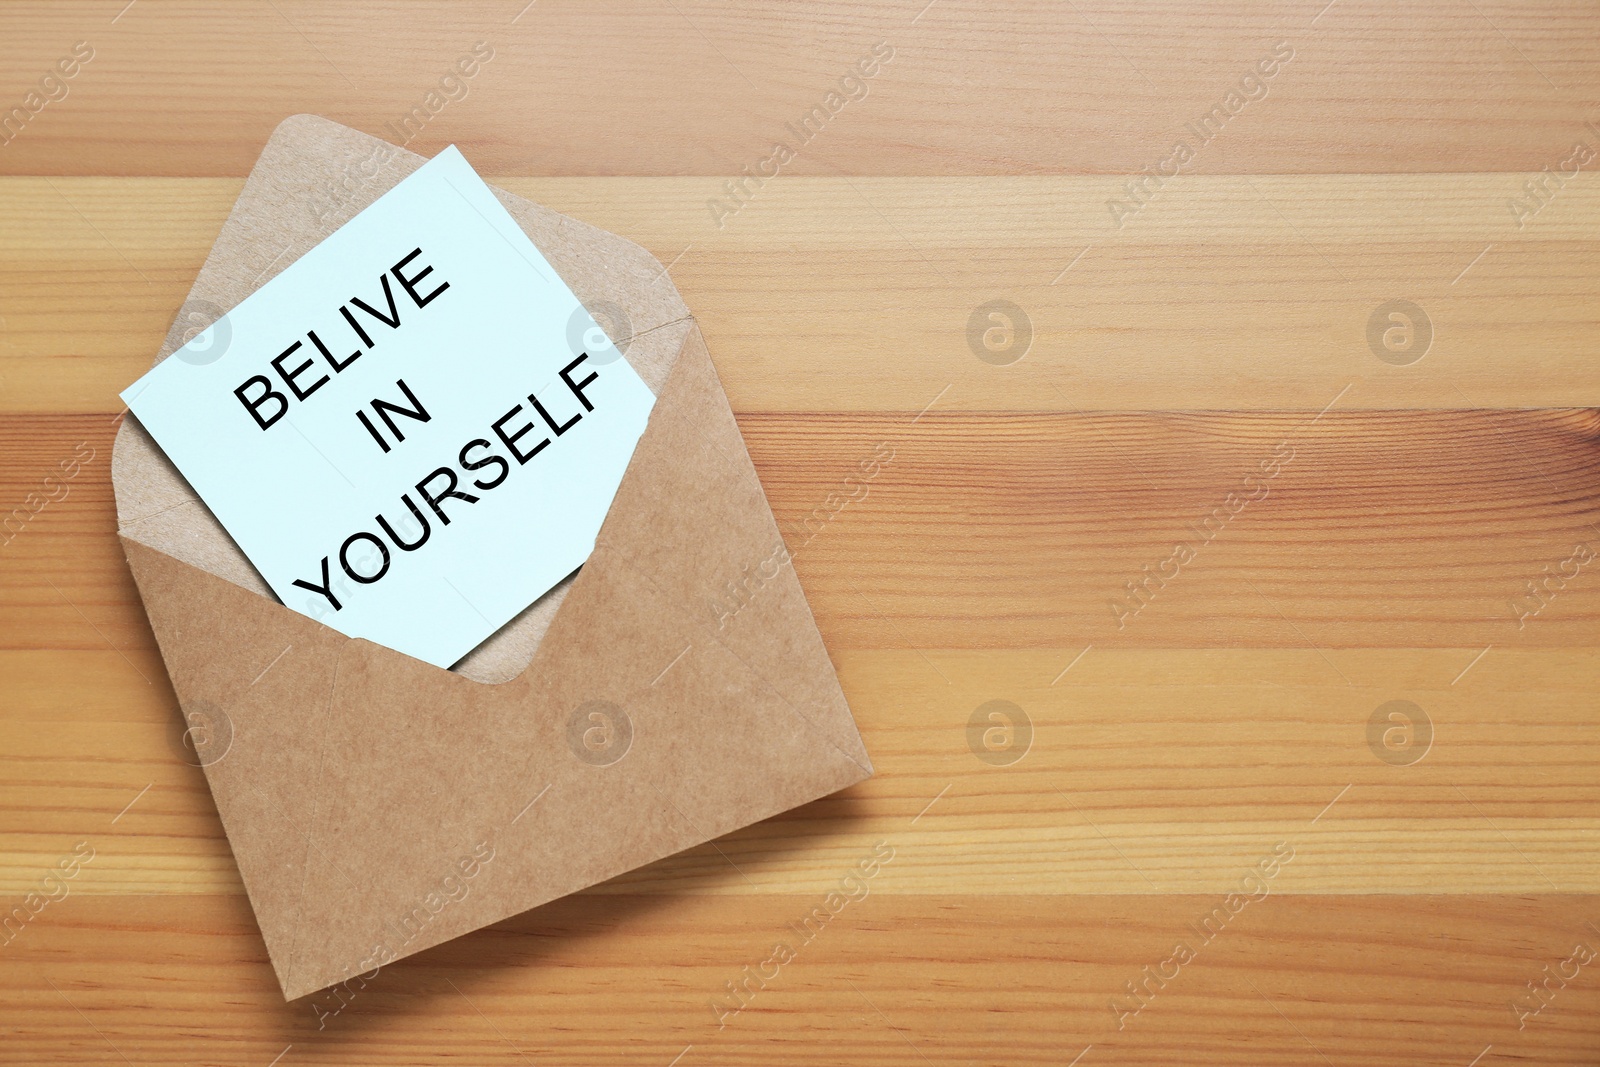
xmin=4 ymin=176 xmax=1600 ymax=414
xmin=755 ymin=408 xmax=1600 ymax=650
xmin=4 ymin=402 xmax=1598 ymax=896
xmin=5 ymin=411 xmax=1596 ymax=651
xmin=1 ymin=893 xmax=1596 ymax=1065
xmin=2 ymin=3 xmax=1597 ymax=1060
xmin=3 ymin=642 xmax=1598 ymax=896
xmin=1 ymin=1 xmax=1598 ymax=177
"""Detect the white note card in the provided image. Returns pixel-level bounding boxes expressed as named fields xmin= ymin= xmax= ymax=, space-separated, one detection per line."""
xmin=122 ymin=146 xmax=656 ymax=669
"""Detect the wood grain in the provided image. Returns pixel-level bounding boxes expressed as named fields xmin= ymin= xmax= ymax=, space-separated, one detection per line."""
xmin=2 ymin=415 xmax=1597 ymax=902
xmin=2 ymin=0 xmax=1598 ymax=1063
xmin=3 ymin=894 xmax=1598 ymax=1066
xmin=1 ymin=1 xmax=1598 ymax=177
xmin=7 ymin=412 xmax=1598 ymax=652
xmin=6 ymin=176 xmax=1600 ymax=414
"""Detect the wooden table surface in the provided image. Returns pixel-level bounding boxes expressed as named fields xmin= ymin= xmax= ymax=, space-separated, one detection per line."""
xmin=3 ymin=2 xmax=1599 ymax=1064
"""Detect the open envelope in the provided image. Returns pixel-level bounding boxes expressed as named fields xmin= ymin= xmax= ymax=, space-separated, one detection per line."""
xmin=112 ymin=115 xmax=872 ymax=1001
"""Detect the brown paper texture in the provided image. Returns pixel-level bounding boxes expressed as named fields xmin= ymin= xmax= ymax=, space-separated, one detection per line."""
xmin=112 ymin=115 xmax=871 ymax=1000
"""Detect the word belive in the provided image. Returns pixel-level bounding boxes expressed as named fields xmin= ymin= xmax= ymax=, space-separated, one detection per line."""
xmin=232 ymin=247 xmax=450 ymax=432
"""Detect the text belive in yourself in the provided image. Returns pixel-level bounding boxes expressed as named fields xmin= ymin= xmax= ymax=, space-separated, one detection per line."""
xmin=211 ymin=245 xmax=618 ymax=612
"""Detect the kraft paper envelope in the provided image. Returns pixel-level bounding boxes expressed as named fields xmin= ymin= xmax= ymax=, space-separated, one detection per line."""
xmin=112 ymin=115 xmax=872 ymax=1001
